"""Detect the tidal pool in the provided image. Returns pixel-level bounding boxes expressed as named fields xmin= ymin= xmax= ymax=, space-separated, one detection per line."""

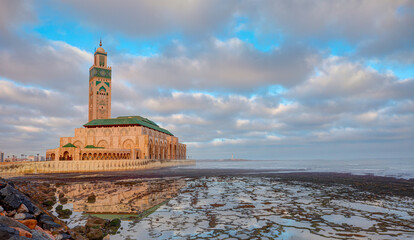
xmin=47 ymin=176 xmax=413 ymax=239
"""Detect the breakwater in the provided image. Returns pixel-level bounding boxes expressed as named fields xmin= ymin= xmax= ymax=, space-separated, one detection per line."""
xmin=0 ymin=159 xmax=195 ymax=176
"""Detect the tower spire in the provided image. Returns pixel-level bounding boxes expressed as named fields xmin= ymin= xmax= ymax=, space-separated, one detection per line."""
xmin=99 ymin=38 xmax=102 ymax=47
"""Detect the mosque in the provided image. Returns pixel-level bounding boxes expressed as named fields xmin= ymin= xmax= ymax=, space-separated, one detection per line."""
xmin=46 ymin=41 xmax=187 ymax=161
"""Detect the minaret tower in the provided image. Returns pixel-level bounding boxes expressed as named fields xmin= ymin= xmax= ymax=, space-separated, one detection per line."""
xmin=88 ymin=40 xmax=112 ymax=121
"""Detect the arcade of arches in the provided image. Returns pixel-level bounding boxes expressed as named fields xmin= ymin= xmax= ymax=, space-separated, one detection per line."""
xmin=46 ymin=124 xmax=186 ymax=161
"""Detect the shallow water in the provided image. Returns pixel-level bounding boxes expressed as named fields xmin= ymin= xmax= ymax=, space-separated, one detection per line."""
xmin=187 ymin=158 xmax=414 ymax=179
xmin=48 ymin=176 xmax=414 ymax=239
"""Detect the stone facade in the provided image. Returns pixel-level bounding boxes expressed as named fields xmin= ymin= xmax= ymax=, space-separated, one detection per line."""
xmin=46 ymin=42 xmax=187 ymax=161
xmin=89 ymin=40 xmax=112 ymax=122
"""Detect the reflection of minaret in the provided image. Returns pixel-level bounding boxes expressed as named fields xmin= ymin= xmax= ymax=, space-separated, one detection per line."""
xmin=232 ymin=154 xmax=234 ymax=160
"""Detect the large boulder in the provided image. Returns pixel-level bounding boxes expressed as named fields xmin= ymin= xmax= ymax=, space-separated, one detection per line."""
xmin=41 ymin=220 xmax=62 ymax=231
xmin=0 ymin=216 xmax=31 ymax=232
xmin=86 ymin=228 xmax=103 ymax=240
xmin=34 ymin=225 xmax=55 ymax=240
xmin=17 ymin=219 xmax=37 ymax=230
xmin=10 ymin=227 xmax=32 ymax=238
xmin=85 ymin=216 xmax=106 ymax=229
xmin=0 ymin=223 xmax=20 ymax=239
xmin=0 ymin=185 xmax=22 ymax=210
xmin=38 ymin=213 xmax=62 ymax=231
xmin=0 ymin=185 xmax=36 ymax=213
xmin=38 ymin=214 xmax=54 ymax=223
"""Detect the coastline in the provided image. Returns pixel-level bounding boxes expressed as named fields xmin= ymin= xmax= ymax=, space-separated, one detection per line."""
xmin=2 ymin=167 xmax=414 ymax=239
xmin=11 ymin=168 xmax=414 ymax=198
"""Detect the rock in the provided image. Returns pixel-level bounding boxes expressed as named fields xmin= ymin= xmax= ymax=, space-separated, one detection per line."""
xmin=42 ymin=220 xmax=62 ymax=231
xmin=0 ymin=185 xmax=23 ymax=210
xmin=17 ymin=204 xmax=29 ymax=213
xmin=59 ymin=197 xmax=68 ymax=204
xmin=14 ymin=213 xmax=26 ymax=220
xmin=109 ymin=218 xmax=120 ymax=228
xmin=38 ymin=213 xmax=54 ymax=223
xmin=58 ymin=193 xmax=64 ymax=198
xmin=56 ymin=233 xmax=72 ymax=240
xmin=24 ymin=213 xmax=34 ymax=219
xmin=55 ymin=205 xmax=71 ymax=218
xmin=57 ymin=209 xmax=72 ymax=219
xmin=69 ymin=229 xmax=86 ymax=240
xmin=86 ymin=228 xmax=103 ymax=240
xmin=108 ymin=218 xmax=121 ymax=234
xmin=0 ymin=224 xmax=20 ymax=239
xmin=17 ymin=219 xmax=37 ymax=229
xmin=42 ymin=199 xmax=55 ymax=207
xmin=0 ymin=178 xmax=7 ymax=189
xmin=7 ymin=210 xmax=16 ymax=217
xmin=103 ymin=234 xmax=110 ymax=240
xmin=31 ymin=230 xmax=54 ymax=240
xmin=0 ymin=206 xmax=3 ymax=212
xmin=0 ymin=216 xmax=31 ymax=232
xmin=72 ymin=225 xmax=85 ymax=234
xmin=33 ymin=208 xmax=42 ymax=218
xmin=38 ymin=214 xmax=61 ymax=230
xmin=11 ymin=227 xmax=32 ymax=238
xmin=0 ymin=184 xmax=36 ymax=213
xmin=35 ymin=225 xmax=55 ymax=240
xmin=86 ymin=216 xmax=107 ymax=229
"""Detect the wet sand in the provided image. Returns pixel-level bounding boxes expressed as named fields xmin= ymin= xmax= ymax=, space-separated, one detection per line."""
xmin=13 ymin=167 xmax=414 ymax=198
xmin=9 ymin=167 xmax=414 ymax=239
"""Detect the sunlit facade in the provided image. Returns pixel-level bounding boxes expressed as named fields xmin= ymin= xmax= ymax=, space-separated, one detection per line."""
xmin=46 ymin=42 xmax=186 ymax=161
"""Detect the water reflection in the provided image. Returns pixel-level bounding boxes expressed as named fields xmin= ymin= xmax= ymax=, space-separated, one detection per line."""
xmin=55 ymin=178 xmax=185 ymax=217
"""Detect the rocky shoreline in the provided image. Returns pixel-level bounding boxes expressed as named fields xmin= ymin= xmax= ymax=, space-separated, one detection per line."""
xmin=14 ymin=169 xmax=414 ymax=198
xmin=2 ymin=170 xmax=414 ymax=239
xmin=0 ymin=178 xmax=72 ymax=239
xmin=0 ymin=178 xmax=122 ymax=240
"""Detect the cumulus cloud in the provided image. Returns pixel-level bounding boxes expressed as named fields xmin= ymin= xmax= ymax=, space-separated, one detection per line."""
xmin=48 ymin=0 xmax=414 ymax=62
xmin=53 ymin=0 xmax=238 ymax=38
xmin=1 ymin=0 xmax=414 ymax=159
xmin=115 ymin=38 xmax=317 ymax=93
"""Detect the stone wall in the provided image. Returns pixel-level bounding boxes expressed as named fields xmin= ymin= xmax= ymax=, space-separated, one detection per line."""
xmin=0 ymin=159 xmax=195 ymax=175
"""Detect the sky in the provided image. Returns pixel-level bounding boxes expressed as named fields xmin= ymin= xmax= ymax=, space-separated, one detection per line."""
xmin=0 ymin=0 xmax=413 ymax=160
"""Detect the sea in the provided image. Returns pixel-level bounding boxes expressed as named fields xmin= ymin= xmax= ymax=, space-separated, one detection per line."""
xmin=25 ymin=158 xmax=414 ymax=239
xmin=188 ymin=158 xmax=414 ymax=179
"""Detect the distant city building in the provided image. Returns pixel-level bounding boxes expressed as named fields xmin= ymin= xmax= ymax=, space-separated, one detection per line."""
xmin=0 ymin=152 xmax=4 ymax=162
xmin=46 ymin=41 xmax=186 ymax=161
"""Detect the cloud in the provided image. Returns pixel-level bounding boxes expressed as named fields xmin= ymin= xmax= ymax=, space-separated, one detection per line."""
xmin=53 ymin=0 xmax=238 ymax=38
xmin=1 ymin=0 xmax=414 ymax=159
xmin=0 ymin=40 xmax=92 ymax=93
xmin=115 ymin=38 xmax=318 ymax=93
xmin=48 ymin=0 xmax=414 ymax=63
xmin=0 ymin=0 xmax=36 ymax=31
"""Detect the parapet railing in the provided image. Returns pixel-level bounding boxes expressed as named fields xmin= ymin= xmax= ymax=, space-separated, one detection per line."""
xmin=0 ymin=159 xmax=195 ymax=176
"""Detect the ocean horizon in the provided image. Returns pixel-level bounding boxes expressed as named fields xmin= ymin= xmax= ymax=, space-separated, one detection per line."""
xmin=188 ymin=158 xmax=414 ymax=179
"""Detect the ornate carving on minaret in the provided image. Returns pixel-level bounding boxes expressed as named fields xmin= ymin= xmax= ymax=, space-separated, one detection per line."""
xmin=88 ymin=40 xmax=112 ymax=121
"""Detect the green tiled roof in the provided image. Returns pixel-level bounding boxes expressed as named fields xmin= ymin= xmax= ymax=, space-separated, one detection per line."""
xmin=85 ymin=145 xmax=104 ymax=149
xmin=84 ymin=116 xmax=173 ymax=136
xmin=63 ymin=143 xmax=76 ymax=148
